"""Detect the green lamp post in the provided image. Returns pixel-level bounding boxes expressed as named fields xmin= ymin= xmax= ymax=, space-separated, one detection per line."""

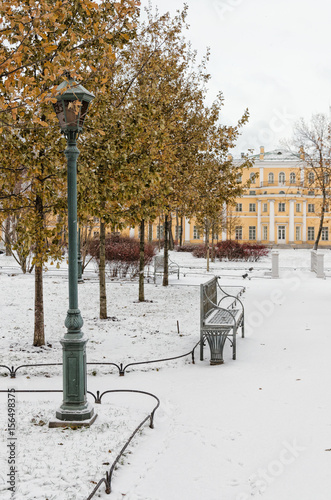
xmin=52 ymin=77 xmax=96 ymax=424
xmin=77 ymin=224 xmax=83 ymax=283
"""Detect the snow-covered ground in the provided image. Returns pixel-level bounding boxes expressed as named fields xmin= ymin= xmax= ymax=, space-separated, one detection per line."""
xmin=1 ymin=248 xmax=331 ymax=499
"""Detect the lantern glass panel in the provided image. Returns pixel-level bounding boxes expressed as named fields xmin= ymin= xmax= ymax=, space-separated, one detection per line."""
xmin=53 ymin=101 xmax=66 ymax=128
xmin=78 ymin=100 xmax=89 ymax=128
xmin=65 ymin=100 xmax=82 ymax=127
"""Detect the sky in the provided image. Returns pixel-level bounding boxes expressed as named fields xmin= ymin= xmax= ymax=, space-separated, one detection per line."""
xmin=139 ymin=0 xmax=331 ymax=155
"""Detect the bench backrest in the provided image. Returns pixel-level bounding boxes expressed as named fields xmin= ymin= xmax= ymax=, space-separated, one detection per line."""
xmin=200 ymin=277 xmax=217 ymax=325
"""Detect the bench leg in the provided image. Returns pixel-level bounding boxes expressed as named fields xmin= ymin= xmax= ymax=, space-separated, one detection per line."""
xmin=205 ymin=331 xmax=228 ymax=365
xmin=232 ymin=326 xmax=237 ymax=360
xmin=200 ymin=332 xmax=204 ymax=361
xmin=241 ymin=314 xmax=245 ymax=338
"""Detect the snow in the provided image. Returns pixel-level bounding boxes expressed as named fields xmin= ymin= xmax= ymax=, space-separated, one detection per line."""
xmin=1 ymin=248 xmax=331 ymax=499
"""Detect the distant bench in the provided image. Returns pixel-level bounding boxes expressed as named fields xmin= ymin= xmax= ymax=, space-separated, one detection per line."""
xmin=154 ymin=255 xmax=180 ymax=283
xmin=200 ymin=277 xmax=245 ymax=365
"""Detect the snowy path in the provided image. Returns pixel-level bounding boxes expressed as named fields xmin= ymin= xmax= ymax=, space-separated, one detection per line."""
xmin=105 ymin=270 xmax=331 ymax=500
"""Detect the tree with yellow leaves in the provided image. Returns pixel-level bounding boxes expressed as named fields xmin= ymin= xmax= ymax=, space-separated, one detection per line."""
xmin=0 ymin=0 xmax=140 ymax=345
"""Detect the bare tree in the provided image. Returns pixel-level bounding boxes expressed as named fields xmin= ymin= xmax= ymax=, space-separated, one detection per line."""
xmin=288 ymin=114 xmax=331 ymax=250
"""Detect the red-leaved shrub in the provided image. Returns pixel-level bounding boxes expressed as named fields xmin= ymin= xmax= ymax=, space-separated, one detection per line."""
xmin=215 ymin=240 xmax=269 ymax=261
xmin=215 ymin=241 xmax=243 ymax=261
xmin=192 ymin=245 xmax=208 ymax=258
xmin=241 ymin=243 xmax=269 ymax=262
xmin=176 ymin=244 xmax=203 ymax=253
xmin=88 ymin=235 xmax=157 ymax=278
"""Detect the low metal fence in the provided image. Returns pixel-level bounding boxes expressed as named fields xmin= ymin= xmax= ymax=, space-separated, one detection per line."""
xmin=0 ymin=339 xmax=201 ymax=379
xmin=0 ymin=387 xmax=159 ymax=498
xmin=0 ymin=340 xmax=204 ymax=497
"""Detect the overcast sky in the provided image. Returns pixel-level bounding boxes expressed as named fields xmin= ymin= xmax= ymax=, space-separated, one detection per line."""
xmin=139 ymin=0 xmax=331 ymax=155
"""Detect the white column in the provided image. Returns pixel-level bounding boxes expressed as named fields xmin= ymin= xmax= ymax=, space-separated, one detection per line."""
xmin=302 ymin=200 xmax=307 ymax=242
xmin=129 ymin=227 xmax=135 ymax=238
xmin=269 ymin=200 xmax=275 ymax=243
xmin=289 ymin=200 xmax=295 ymax=242
xmin=257 ymin=200 xmax=262 ymax=241
xmin=259 ymin=166 xmax=264 ymax=187
xmin=184 ymin=217 xmax=191 ymax=242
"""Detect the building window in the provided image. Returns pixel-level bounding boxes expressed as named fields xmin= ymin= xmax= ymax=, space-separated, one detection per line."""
xmin=263 ymin=203 xmax=268 ymax=212
xmin=236 ymin=203 xmax=242 ymax=212
xmin=324 ymin=203 xmax=329 ymax=213
xmin=235 ymin=226 xmax=242 ymax=240
xmin=290 ymin=172 xmax=296 ymax=183
xmin=279 ymin=172 xmax=285 ymax=184
xmin=157 ymin=225 xmax=164 ymax=239
xmin=308 ymin=203 xmax=315 ymax=213
xmin=249 ymin=203 xmax=256 ymax=212
xmin=250 ymin=173 xmax=256 ymax=183
xmin=175 ymin=225 xmax=182 ymax=239
xmin=324 ymin=173 xmax=330 ymax=185
xmin=193 ymin=226 xmax=200 ymax=239
xmin=262 ymin=226 xmax=268 ymax=240
xmin=268 ymin=172 xmax=274 ymax=184
xmin=296 ymin=203 xmax=301 ymax=212
xmin=249 ymin=190 xmax=256 ymax=195
xmin=278 ymin=202 xmax=285 ymax=212
xmin=237 ymin=174 xmax=242 ymax=183
xmin=322 ymin=227 xmax=329 ymax=241
xmin=295 ymin=226 xmax=301 ymax=240
xmin=308 ymin=227 xmax=315 ymax=241
xmin=249 ymin=226 xmax=256 ymax=240
xmin=278 ymin=226 xmax=286 ymax=240
xmin=308 ymin=171 xmax=315 ymax=184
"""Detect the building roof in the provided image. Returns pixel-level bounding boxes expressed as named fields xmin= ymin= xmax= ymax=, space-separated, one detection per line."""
xmin=251 ymin=148 xmax=299 ymax=161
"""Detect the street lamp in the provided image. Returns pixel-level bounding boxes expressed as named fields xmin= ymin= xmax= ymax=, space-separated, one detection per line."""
xmin=51 ymin=77 xmax=96 ymax=425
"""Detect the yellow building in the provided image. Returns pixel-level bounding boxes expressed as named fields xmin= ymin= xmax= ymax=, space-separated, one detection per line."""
xmin=130 ymin=147 xmax=331 ymax=248
xmin=231 ymin=147 xmax=330 ymax=247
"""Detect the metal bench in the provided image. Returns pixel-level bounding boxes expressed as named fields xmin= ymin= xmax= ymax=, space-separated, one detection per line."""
xmin=153 ymin=255 xmax=180 ymax=283
xmin=200 ymin=276 xmax=245 ymax=365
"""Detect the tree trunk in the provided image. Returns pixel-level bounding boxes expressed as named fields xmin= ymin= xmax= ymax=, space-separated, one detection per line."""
xmin=139 ymin=219 xmax=145 ymax=302
xmin=211 ymin=223 xmax=215 ymax=263
xmin=180 ymin=216 xmax=184 ymax=247
xmin=33 ymin=194 xmax=45 ymax=346
xmin=34 ymin=260 xmax=45 ymax=346
xmin=313 ymin=200 xmax=325 ymax=250
xmin=205 ymin=223 xmax=210 ymax=272
xmin=99 ymin=218 xmax=107 ymax=319
xmin=158 ymin=217 xmax=162 ymax=251
xmin=169 ymin=214 xmax=174 ymax=250
xmin=5 ymin=217 xmax=11 ymax=256
xmin=163 ymin=214 xmax=169 ymax=286
xmin=175 ymin=210 xmax=179 ymax=246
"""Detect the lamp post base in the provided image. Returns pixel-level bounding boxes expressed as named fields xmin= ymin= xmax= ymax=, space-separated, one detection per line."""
xmin=49 ymin=409 xmax=97 ymax=428
xmin=55 ymin=401 xmax=95 ymax=422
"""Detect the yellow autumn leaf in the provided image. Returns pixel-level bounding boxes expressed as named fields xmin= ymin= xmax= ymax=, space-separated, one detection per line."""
xmin=44 ymin=45 xmax=58 ymax=53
